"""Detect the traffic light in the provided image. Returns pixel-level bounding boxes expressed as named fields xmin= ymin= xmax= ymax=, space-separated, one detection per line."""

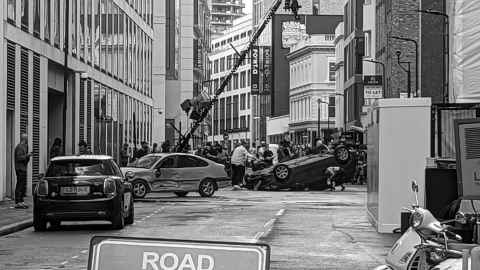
xmin=180 ymin=99 xmax=192 ymax=114
xmin=180 ymin=93 xmax=211 ymax=121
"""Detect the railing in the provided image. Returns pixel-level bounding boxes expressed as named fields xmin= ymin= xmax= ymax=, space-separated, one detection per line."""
xmin=430 ymin=103 xmax=480 ymax=158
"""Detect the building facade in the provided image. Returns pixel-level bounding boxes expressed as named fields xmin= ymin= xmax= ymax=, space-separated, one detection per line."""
xmin=210 ymin=0 xmax=246 ymax=36
xmin=1 ymin=0 xmax=156 ymax=200
xmin=208 ymin=16 xmax=253 ymax=149
xmin=287 ymin=35 xmax=336 ymax=145
xmin=333 ymin=22 xmax=344 ymax=132
xmin=164 ymin=0 xmax=211 ymax=148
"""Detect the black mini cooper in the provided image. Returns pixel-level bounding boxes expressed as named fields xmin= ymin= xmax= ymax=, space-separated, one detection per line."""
xmin=33 ymin=155 xmax=134 ymax=231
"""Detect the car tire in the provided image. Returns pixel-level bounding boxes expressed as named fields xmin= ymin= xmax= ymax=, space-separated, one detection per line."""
xmin=199 ymin=179 xmax=215 ymax=197
xmin=111 ymin=199 xmax=125 ymax=230
xmin=124 ymin=197 xmax=134 ymax=225
xmin=334 ymin=146 xmax=351 ymax=165
xmin=33 ymin=208 xmax=47 ymax=232
xmin=273 ymin=164 xmax=290 ymax=182
xmin=174 ymin=192 xmax=189 ymax=197
xmin=132 ymin=180 xmax=148 ymax=199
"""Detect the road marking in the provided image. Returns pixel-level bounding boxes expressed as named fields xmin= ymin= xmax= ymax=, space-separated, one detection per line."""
xmin=60 ymin=261 xmax=68 ymax=265
xmin=263 ymin=219 xmax=275 ymax=228
xmin=253 ymin=232 xmax=263 ymax=240
xmin=276 ymin=209 xmax=285 ymax=216
xmin=80 ymin=250 xmax=88 ymax=254
xmin=71 ymin=255 xmax=79 ymax=259
xmin=252 ymin=208 xmax=286 ymax=243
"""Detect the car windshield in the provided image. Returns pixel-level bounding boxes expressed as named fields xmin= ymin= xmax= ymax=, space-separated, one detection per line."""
xmin=128 ymin=155 xmax=161 ymax=169
xmin=45 ymin=159 xmax=116 ymax=177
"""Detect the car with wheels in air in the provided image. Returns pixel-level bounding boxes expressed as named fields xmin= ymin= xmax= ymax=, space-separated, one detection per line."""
xmin=245 ymin=145 xmax=357 ymax=191
xmin=33 ymin=155 xmax=134 ymax=231
xmin=121 ymin=153 xmax=230 ymax=199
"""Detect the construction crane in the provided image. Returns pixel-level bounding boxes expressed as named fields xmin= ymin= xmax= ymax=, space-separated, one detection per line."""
xmin=175 ymin=0 xmax=302 ymax=152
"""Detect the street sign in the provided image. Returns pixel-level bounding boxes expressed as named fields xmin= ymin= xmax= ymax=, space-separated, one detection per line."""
xmin=88 ymin=236 xmax=270 ymax=270
xmin=364 ymin=75 xmax=383 ymax=99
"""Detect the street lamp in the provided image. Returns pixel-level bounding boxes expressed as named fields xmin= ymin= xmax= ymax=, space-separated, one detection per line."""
xmin=416 ymin=9 xmax=449 ymax=103
xmin=317 ymin=99 xmax=329 ymax=142
xmin=362 ymin=58 xmax=386 ymax=98
xmin=389 ymin=35 xmax=419 ymax=97
xmin=395 ymin=51 xmax=412 ymax=98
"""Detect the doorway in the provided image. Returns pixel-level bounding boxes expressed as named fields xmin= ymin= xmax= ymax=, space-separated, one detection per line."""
xmin=5 ymin=110 xmax=15 ymax=199
xmin=48 ymin=89 xmax=64 ymax=159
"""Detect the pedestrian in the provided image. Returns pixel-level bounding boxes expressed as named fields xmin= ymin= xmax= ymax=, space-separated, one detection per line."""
xmin=152 ymin=143 xmax=158 ymax=153
xmin=120 ymin=143 xmax=130 ymax=166
xmin=135 ymin=141 xmax=149 ymax=159
xmin=325 ymin=166 xmax=346 ymax=191
xmin=230 ymin=141 xmax=256 ymax=190
xmin=312 ymin=139 xmax=329 ymax=155
xmin=14 ymin=133 xmax=31 ymax=209
xmin=49 ymin=137 xmax=63 ymax=159
xmin=277 ymin=140 xmax=292 ymax=162
xmin=161 ymin=140 xmax=171 ymax=153
xmin=261 ymin=142 xmax=274 ymax=167
xmin=78 ymin=140 xmax=92 ymax=155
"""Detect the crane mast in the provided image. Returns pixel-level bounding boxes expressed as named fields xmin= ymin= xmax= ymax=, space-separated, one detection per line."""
xmin=175 ymin=0 xmax=300 ymax=152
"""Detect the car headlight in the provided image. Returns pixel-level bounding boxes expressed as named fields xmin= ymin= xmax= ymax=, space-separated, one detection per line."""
xmin=37 ymin=180 xmax=48 ymax=196
xmin=411 ymin=211 xmax=424 ymax=228
xmin=103 ymin=178 xmax=116 ymax=195
xmin=125 ymin=171 xmax=135 ymax=179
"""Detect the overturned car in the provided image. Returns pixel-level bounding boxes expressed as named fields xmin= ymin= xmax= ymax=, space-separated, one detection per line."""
xmin=244 ymin=146 xmax=357 ymax=191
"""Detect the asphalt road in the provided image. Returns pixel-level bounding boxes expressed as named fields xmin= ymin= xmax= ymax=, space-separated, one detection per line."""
xmin=0 ymin=186 xmax=397 ymax=270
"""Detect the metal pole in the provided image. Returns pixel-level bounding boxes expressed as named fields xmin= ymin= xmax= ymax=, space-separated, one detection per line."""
xmin=317 ymin=100 xmax=320 ymax=140
xmin=445 ymin=16 xmax=449 ymax=103
xmin=63 ymin=0 xmax=70 ymax=154
xmin=407 ymin=63 xmax=412 ymax=98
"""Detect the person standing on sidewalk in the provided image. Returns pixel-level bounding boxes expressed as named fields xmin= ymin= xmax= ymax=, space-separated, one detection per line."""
xmin=14 ymin=133 xmax=31 ymax=209
xmin=49 ymin=138 xmax=63 ymax=159
xmin=230 ymin=141 xmax=256 ymax=190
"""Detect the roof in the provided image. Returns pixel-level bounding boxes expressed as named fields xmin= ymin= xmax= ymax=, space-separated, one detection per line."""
xmin=50 ymin=155 xmax=113 ymax=161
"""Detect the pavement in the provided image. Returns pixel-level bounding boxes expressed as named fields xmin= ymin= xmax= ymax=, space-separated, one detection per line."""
xmin=0 ymin=185 xmax=398 ymax=270
xmin=0 ymin=196 xmax=33 ymax=237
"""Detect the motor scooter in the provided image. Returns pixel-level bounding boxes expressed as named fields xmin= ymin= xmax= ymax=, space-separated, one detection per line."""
xmin=374 ymin=181 xmax=476 ymax=270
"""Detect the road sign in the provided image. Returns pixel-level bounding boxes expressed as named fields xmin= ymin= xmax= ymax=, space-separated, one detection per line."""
xmin=364 ymin=75 xmax=383 ymax=99
xmin=88 ymin=236 xmax=270 ymax=270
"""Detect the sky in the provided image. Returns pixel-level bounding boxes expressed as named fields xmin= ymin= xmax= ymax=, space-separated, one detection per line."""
xmin=244 ymin=0 xmax=252 ymax=14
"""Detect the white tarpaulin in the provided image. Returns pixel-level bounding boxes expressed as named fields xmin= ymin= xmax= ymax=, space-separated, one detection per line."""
xmin=451 ymin=0 xmax=480 ymax=102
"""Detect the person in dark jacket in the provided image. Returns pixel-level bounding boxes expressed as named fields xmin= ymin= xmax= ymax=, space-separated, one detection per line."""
xmin=49 ymin=138 xmax=63 ymax=159
xmin=161 ymin=141 xmax=171 ymax=153
xmin=78 ymin=140 xmax=92 ymax=155
xmin=14 ymin=133 xmax=31 ymax=209
xmin=120 ymin=143 xmax=130 ymax=166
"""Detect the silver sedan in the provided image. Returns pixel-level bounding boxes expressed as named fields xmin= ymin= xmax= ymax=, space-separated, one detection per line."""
xmin=121 ymin=153 xmax=230 ymax=198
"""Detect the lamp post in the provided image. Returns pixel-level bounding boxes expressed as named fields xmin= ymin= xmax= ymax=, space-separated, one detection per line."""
xmin=417 ymin=9 xmax=449 ymax=103
xmin=389 ymin=35 xmax=418 ymax=97
xmin=362 ymin=58 xmax=386 ymax=98
xmin=317 ymin=99 xmax=329 ymax=142
xmin=395 ymin=51 xmax=412 ymax=97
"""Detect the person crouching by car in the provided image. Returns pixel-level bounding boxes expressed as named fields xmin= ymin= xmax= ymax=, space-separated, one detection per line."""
xmin=325 ymin=166 xmax=346 ymax=191
xmin=230 ymin=141 xmax=256 ymax=190
xmin=261 ymin=143 xmax=274 ymax=167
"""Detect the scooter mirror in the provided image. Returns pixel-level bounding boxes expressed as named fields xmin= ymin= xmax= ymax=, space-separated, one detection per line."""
xmin=411 ymin=181 xmax=419 ymax=193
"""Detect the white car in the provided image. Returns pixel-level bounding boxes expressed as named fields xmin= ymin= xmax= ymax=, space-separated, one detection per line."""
xmin=121 ymin=153 xmax=231 ymax=198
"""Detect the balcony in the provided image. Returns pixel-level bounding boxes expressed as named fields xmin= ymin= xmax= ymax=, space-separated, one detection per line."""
xmin=212 ymin=1 xmax=245 ymax=8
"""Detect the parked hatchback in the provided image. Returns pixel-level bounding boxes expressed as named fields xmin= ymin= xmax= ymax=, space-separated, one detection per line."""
xmin=121 ymin=153 xmax=230 ymax=198
xmin=33 ymin=155 xmax=134 ymax=231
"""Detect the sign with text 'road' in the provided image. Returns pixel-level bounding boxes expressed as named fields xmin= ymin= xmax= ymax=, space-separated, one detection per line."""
xmin=88 ymin=236 xmax=270 ymax=270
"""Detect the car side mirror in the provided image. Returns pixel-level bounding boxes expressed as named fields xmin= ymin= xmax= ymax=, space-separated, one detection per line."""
xmin=155 ymin=168 xmax=161 ymax=177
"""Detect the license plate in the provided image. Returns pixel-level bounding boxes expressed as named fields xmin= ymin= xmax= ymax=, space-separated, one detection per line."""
xmin=60 ymin=186 xmax=90 ymax=196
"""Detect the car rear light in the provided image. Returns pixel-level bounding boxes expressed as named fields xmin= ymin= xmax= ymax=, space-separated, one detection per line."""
xmin=37 ymin=180 xmax=48 ymax=196
xmin=103 ymin=178 xmax=116 ymax=195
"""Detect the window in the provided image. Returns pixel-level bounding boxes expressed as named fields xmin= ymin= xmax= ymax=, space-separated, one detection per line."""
xmin=176 ymin=156 xmax=208 ymax=168
xmin=329 ymin=62 xmax=336 ymax=81
xmin=33 ymin=0 xmax=41 ymax=36
xmin=328 ymin=96 xmax=336 ymax=117
xmin=54 ymin=0 xmax=60 ymax=46
xmin=233 ymin=73 xmax=239 ymax=90
xmin=220 ymin=57 xmax=225 ymax=72
xmin=87 ymin=0 xmax=92 ymax=63
xmin=364 ymin=31 xmax=371 ymax=58
xmin=227 ymin=55 xmax=232 ymax=69
xmin=214 ymin=60 xmax=219 ymax=73
xmin=226 ymin=97 xmax=232 ymax=130
xmin=247 ymin=70 xmax=250 ymax=86
xmin=7 ymin=0 xmax=16 ymax=23
xmin=240 ymin=71 xmax=246 ymax=88
xmin=233 ymin=95 xmax=239 ymax=129
xmin=247 ymin=93 xmax=250 ymax=109
xmin=158 ymin=156 xmax=176 ymax=168
xmin=240 ymin=94 xmax=246 ymax=110
xmin=21 ymin=0 xmax=28 ymax=31
xmin=240 ymin=116 xmax=246 ymax=128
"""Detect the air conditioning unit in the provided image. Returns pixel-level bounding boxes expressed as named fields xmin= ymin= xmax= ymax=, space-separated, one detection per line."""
xmin=455 ymin=118 xmax=480 ymax=197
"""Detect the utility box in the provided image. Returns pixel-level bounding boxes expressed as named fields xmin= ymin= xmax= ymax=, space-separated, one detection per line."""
xmin=366 ymin=98 xmax=432 ymax=233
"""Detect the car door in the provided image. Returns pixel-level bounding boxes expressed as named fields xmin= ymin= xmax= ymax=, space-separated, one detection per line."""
xmin=151 ymin=155 xmax=179 ymax=191
xmin=175 ymin=155 xmax=208 ymax=184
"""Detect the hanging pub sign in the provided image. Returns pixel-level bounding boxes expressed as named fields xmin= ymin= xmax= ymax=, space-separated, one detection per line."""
xmin=251 ymin=46 xmax=260 ymax=95
xmin=262 ymin=46 xmax=272 ymax=95
xmin=363 ymin=75 xmax=383 ymax=99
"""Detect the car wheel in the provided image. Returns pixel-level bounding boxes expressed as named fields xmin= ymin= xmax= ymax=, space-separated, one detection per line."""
xmin=199 ymin=179 xmax=215 ymax=197
xmin=111 ymin=199 xmax=125 ymax=230
xmin=273 ymin=164 xmax=290 ymax=182
xmin=33 ymin=208 xmax=47 ymax=232
xmin=132 ymin=180 xmax=148 ymax=199
xmin=174 ymin=191 xmax=189 ymax=197
xmin=334 ymin=146 xmax=351 ymax=164
xmin=124 ymin=197 xmax=134 ymax=225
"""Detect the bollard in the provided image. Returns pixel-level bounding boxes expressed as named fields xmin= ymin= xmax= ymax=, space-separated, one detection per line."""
xmin=463 ymin=249 xmax=470 ymax=270
xmin=471 ymin=246 xmax=480 ymax=270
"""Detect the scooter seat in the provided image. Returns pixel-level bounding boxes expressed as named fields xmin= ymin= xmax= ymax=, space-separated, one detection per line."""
xmin=449 ymin=242 xmax=479 ymax=252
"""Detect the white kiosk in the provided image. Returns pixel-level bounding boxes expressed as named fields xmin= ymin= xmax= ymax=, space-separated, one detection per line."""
xmin=366 ymin=98 xmax=431 ymax=233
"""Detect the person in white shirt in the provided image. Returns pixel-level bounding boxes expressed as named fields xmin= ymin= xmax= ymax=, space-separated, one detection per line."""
xmin=230 ymin=141 xmax=256 ymax=190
